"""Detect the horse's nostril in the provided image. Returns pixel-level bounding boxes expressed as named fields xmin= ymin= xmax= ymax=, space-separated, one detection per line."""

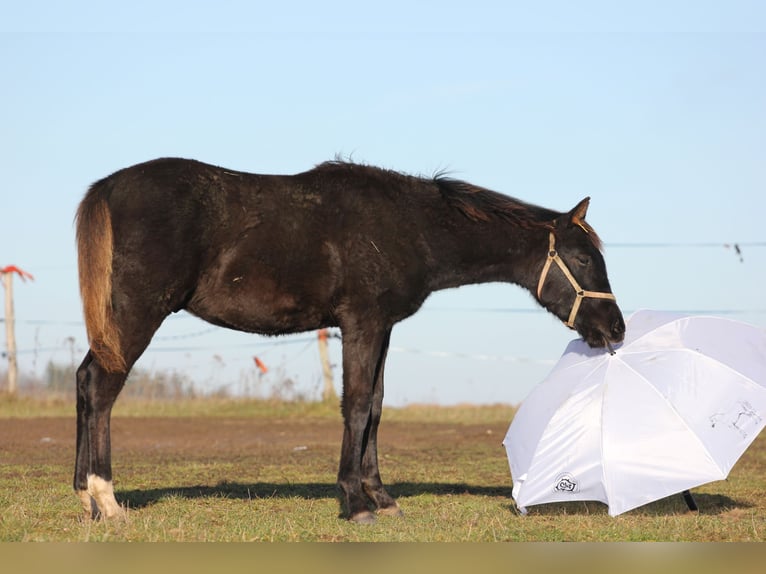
xmin=611 ymin=319 xmax=626 ymax=339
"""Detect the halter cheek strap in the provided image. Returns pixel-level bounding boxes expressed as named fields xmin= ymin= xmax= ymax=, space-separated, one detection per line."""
xmin=536 ymin=232 xmax=616 ymax=328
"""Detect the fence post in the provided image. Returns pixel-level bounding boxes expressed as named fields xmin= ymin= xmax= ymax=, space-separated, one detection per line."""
xmin=2 ymin=271 xmax=17 ymax=394
xmin=317 ymin=329 xmax=337 ymax=402
xmin=1 ymin=265 xmax=34 ymax=395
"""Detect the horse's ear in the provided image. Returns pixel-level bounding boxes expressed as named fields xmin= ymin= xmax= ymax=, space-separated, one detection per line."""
xmin=553 ymin=197 xmax=591 ymax=230
xmin=569 ymin=197 xmax=590 ymax=226
xmin=557 ymin=197 xmax=603 ymax=248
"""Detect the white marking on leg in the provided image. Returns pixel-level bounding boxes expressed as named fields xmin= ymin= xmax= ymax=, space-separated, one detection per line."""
xmin=87 ymin=474 xmax=125 ymax=519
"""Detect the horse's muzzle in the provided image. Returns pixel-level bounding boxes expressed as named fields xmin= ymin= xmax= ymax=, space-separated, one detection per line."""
xmin=609 ymin=316 xmax=626 ymax=344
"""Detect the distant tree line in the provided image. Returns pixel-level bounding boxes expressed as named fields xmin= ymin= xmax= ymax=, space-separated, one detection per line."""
xmin=2 ymin=361 xmax=199 ymax=400
xmin=2 ymin=360 xmax=311 ymax=402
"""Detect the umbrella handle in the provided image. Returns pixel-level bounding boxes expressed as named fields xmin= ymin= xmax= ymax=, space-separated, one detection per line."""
xmin=682 ymin=490 xmax=698 ymax=512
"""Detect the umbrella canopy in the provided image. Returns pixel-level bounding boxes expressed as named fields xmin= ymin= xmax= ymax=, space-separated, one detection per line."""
xmin=503 ymin=309 xmax=766 ymax=516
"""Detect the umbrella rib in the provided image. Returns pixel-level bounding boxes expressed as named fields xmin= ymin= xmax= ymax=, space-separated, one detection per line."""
xmin=676 ymin=347 xmax=763 ymax=391
xmin=598 ymin=373 xmax=611 ymax=512
xmin=620 ymin=345 xmax=763 ymax=392
xmin=626 ymin=316 xmax=765 ymax=388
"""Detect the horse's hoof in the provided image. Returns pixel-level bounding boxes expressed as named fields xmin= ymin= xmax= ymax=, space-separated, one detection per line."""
xmin=377 ymin=504 xmax=404 ymax=518
xmin=350 ymin=510 xmax=377 ymax=524
xmin=77 ymin=490 xmax=99 ymax=520
xmin=102 ymin=505 xmax=128 ymax=521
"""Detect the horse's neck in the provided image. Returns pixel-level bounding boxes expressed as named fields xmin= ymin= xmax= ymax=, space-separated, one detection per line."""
xmin=426 ymin=220 xmax=546 ymax=295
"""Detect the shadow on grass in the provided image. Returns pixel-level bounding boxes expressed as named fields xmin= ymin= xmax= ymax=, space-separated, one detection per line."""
xmin=117 ymin=481 xmax=512 ymax=510
xmin=118 ymin=481 xmax=750 ymax=519
xmin=117 ymin=481 xmax=745 ymax=517
xmin=506 ymin=492 xmax=750 ymax=517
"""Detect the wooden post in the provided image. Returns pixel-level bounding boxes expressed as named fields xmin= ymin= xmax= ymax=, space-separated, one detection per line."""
xmin=2 ymin=271 xmax=17 ymax=394
xmin=1 ymin=265 xmax=34 ymax=395
xmin=317 ymin=329 xmax=337 ymax=402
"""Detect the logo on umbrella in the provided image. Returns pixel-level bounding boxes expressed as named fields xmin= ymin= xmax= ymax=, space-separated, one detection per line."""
xmin=709 ymin=400 xmax=763 ymax=439
xmin=554 ymin=473 xmax=579 ymax=494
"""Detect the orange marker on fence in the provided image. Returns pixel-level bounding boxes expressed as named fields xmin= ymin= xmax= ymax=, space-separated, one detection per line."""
xmin=1 ymin=265 xmax=34 ymax=281
xmin=253 ymin=356 xmax=268 ymax=374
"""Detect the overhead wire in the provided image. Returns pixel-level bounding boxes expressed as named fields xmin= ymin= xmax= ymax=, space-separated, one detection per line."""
xmin=4 ymin=241 xmax=765 ymax=366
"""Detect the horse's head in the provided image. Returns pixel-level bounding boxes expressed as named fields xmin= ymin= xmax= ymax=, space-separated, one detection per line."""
xmin=536 ymin=197 xmax=625 ymax=348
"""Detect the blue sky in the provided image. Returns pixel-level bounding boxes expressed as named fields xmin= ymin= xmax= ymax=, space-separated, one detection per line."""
xmin=2 ymin=1 xmax=764 ymax=405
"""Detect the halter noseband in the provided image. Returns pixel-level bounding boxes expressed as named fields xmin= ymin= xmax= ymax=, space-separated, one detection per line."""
xmin=536 ymin=232 xmax=616 ymax=329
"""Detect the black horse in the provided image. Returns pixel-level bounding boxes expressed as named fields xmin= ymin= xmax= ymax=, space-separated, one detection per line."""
xmin=74 ymin=158 xmax=625 ymax=523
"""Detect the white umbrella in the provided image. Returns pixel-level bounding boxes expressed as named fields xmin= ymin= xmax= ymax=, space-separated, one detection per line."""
xmin=503 ymin=309 xmax=766 ymax=516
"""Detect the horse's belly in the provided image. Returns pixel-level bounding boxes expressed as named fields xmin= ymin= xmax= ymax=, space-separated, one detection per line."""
xmin=186 ymin=252 xmax=337 ymax=335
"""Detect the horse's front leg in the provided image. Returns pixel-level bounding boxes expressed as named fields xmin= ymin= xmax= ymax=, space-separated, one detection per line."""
xmin=360 ymin=328 xmax=402 ymax=517
xmin=74 ymin=353 xmax=127 ymax=520
xmin=336 ymin=326 xmax=394 ymax=523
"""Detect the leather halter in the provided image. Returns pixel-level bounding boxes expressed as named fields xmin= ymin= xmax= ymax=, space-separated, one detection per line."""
xmin=536 ymin=232 xmax=616 ymax=328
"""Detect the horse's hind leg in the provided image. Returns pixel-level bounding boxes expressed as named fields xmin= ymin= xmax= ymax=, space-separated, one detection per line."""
xmin=74 ymin=311 xmax=165 ymax=519
xmin=74 ymin=351 xmax=129 ymax=519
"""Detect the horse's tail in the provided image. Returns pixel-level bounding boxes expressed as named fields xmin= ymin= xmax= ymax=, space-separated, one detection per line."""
xmin=75 ymin=182 xmax=127 ymax=373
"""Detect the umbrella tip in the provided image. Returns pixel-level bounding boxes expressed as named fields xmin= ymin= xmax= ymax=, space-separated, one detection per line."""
xmin=606 ymin=341 xmax=616 ymax=356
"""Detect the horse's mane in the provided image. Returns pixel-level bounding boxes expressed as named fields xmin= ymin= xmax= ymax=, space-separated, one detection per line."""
xmin=433 ymin=175 xmax=558 ymax=230
xmin=434 ymin=175 xmax=604 ymax=250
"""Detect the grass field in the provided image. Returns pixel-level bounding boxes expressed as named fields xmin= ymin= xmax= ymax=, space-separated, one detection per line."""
xmin=1 ymin=395 xmax=765 ymax=542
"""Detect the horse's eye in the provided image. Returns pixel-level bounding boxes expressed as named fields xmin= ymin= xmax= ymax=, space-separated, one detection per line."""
xmin=576 ymin=256 xmax=590 ymax=267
